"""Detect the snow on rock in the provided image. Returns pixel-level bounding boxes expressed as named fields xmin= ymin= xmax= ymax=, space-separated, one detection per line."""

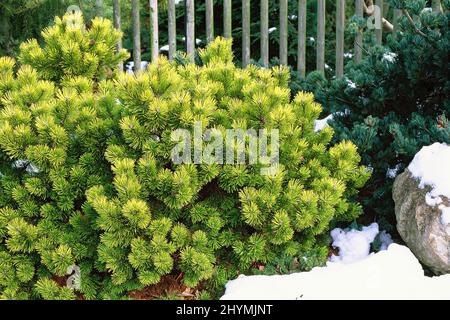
xmin=221 ymin=244 xmax=450 ymax=300
xmin=440 ymin=206 xmax=450 ymax=225
xmin=408 ymin=142 xmax=450 ymax=226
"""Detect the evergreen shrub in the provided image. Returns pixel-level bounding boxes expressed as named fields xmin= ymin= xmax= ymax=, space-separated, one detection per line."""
xmin=0 ymin=13 xmax=370 ymax=299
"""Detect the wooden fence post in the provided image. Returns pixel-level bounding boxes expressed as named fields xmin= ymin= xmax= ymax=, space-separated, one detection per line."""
xmin=297 ymin=0 xmax=306 ymax=77
xmin=223 ymin=0 xmax=232 ymax=38
xmin=206 ymin=0 xmax=214 ymax=43
xmin=261 ymin=0 xmax=269 ymax=67
xmin=96 ymin=0 xmax=104 ymax=17
xmin=186 ymin=0 xmax=195 ymax=62
xmin=168 ymin=0 xmax=176 ymax=60
xmin=150 ymin=0 xmax=159 ymax=63
xmin=316 ymin=0 xmax=325 ymax=74
xmin=393 ymin=9 xmax=402 ymax=38
xmin=336 ymin=0 xmax=345 ymax=79
xmin=279 ymin=0 xmax=288 ymax=65
xmin=432 ymin=0 xmax=442 ymax=13
xmin=242 ymin=0 xmax=250 ymax=67
xmin=375 ymin=0 xmax=383 ymax=45
xmin=132 ymin=0 xmax=141 ymax=72
xmin=113 ymin=0 xmax=123 ymax=71
xmin=355 ymin=0 xmax=364 ymax=64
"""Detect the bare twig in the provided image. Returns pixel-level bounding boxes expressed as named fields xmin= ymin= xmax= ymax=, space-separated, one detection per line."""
xmin=402 ymin=9 xmax=427 ymax=37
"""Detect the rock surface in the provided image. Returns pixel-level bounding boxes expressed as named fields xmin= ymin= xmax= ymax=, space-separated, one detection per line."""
xmin=393 ymin=169 xmax=450 ymax=274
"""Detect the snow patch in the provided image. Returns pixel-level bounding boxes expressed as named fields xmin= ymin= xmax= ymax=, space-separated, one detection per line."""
xmin=13 ymin=160 xmax=40 ymax=174
xmin=377 ymin=230 xmax=393 ymax=251
xmin=439 ymin=205 xmax=450 ymax=225
xmin=382 ymin=52 xmax=397 ymax=63
xmin=159 ymin=44 xmax=169 ymax=52
xmin=426 ymin=192 xmax=442 ymax=206
xmin=344 ymin=52 xmax=353 ymax=59
xmin=386 ymin=164 xmax=401 ymax=179
xmin=346 ymin=79 xmax=357 ymax=89
xmin=314 ymin=114 xmax=334 ymax=132
xmin=221 ymin=244 xmax=450 ymax=300
xmin=330 ymin=223 xmax=381 ymax=263
xmin=125 ymin=61 xmax=149 ymax=74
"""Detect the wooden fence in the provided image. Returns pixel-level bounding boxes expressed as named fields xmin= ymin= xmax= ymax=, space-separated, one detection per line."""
xmin=125 ymin=0 xmax=441 ymax=78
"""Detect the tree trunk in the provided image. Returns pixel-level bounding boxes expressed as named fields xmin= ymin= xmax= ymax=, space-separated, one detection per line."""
xmin=132 ymin=0 xmax=142 ymax=72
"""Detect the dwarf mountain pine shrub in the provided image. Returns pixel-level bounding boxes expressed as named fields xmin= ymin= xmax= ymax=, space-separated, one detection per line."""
xmin=0 ymin=14 xmax=370 ymax=299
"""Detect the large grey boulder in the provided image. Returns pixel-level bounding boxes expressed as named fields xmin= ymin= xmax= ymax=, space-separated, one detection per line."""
xmin=393 ymin=169 xmax=450 ymax=274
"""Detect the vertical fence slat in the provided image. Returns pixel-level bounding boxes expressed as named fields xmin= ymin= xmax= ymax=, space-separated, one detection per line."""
xmin=297 ymin=0 xmax=306 ymax=77
xmin=186 ymin=0 xmax=195 ymax=62
xmin=316 ymin=0 xmax=325 ymax=74
xmin=168 ymin=0 xmax=176 ymax=60
xmin=432 ymin=0 xmax=441 ymax=13
xmin=242 ymin=0 xmax=250 ymax=67
xmin=354 ymin=0 xmax=364 ymax=64
xmin=150 ymin=0 xmax=159 ymax=63
xmin=223 ymin=0 xmax=232 ymax=38
xmin=336 ymin=0 xmax=345 ymax=79
xmin=132 ymin=0 xmax=141 ymax=72
xmin=96 ymin=0 xmax=104 ymax=17
xmin=279 ymin=0 xmax=288 ymax=65
xmin=260 ymin=0 xmax=269 ymax=67
xmin=206 ymin=0 xmax=214 ymax=43
xmin=375 ymin=0 xmax=383 ymax=45
xmin=393 ymin=8 xmax=402 ymax=38
xmin=113 ymin=0 xmax=123 ymax=71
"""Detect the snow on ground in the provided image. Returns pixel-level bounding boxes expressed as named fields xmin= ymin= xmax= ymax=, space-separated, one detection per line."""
xmin=125 ymin=61 xmax=149 ymax=74
xmin=408 ymin=143 xmax=450 ymax=227
xmin=330 ymin=223 xmax=379 ymax=263
xmin=221 ymin=244 xmax=450 ymax=300
xmin=386 ymin=164 xmax=402 ymax=179
xmin=314 ymin=114 xmax=334 ymax=132
xmin=382 ymin=52 xmax=397 ymax=63
xmin=12 ymin=159 xmax=40 ymax=174
xmin=159 ymin=44 xmax=169 ymax=52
